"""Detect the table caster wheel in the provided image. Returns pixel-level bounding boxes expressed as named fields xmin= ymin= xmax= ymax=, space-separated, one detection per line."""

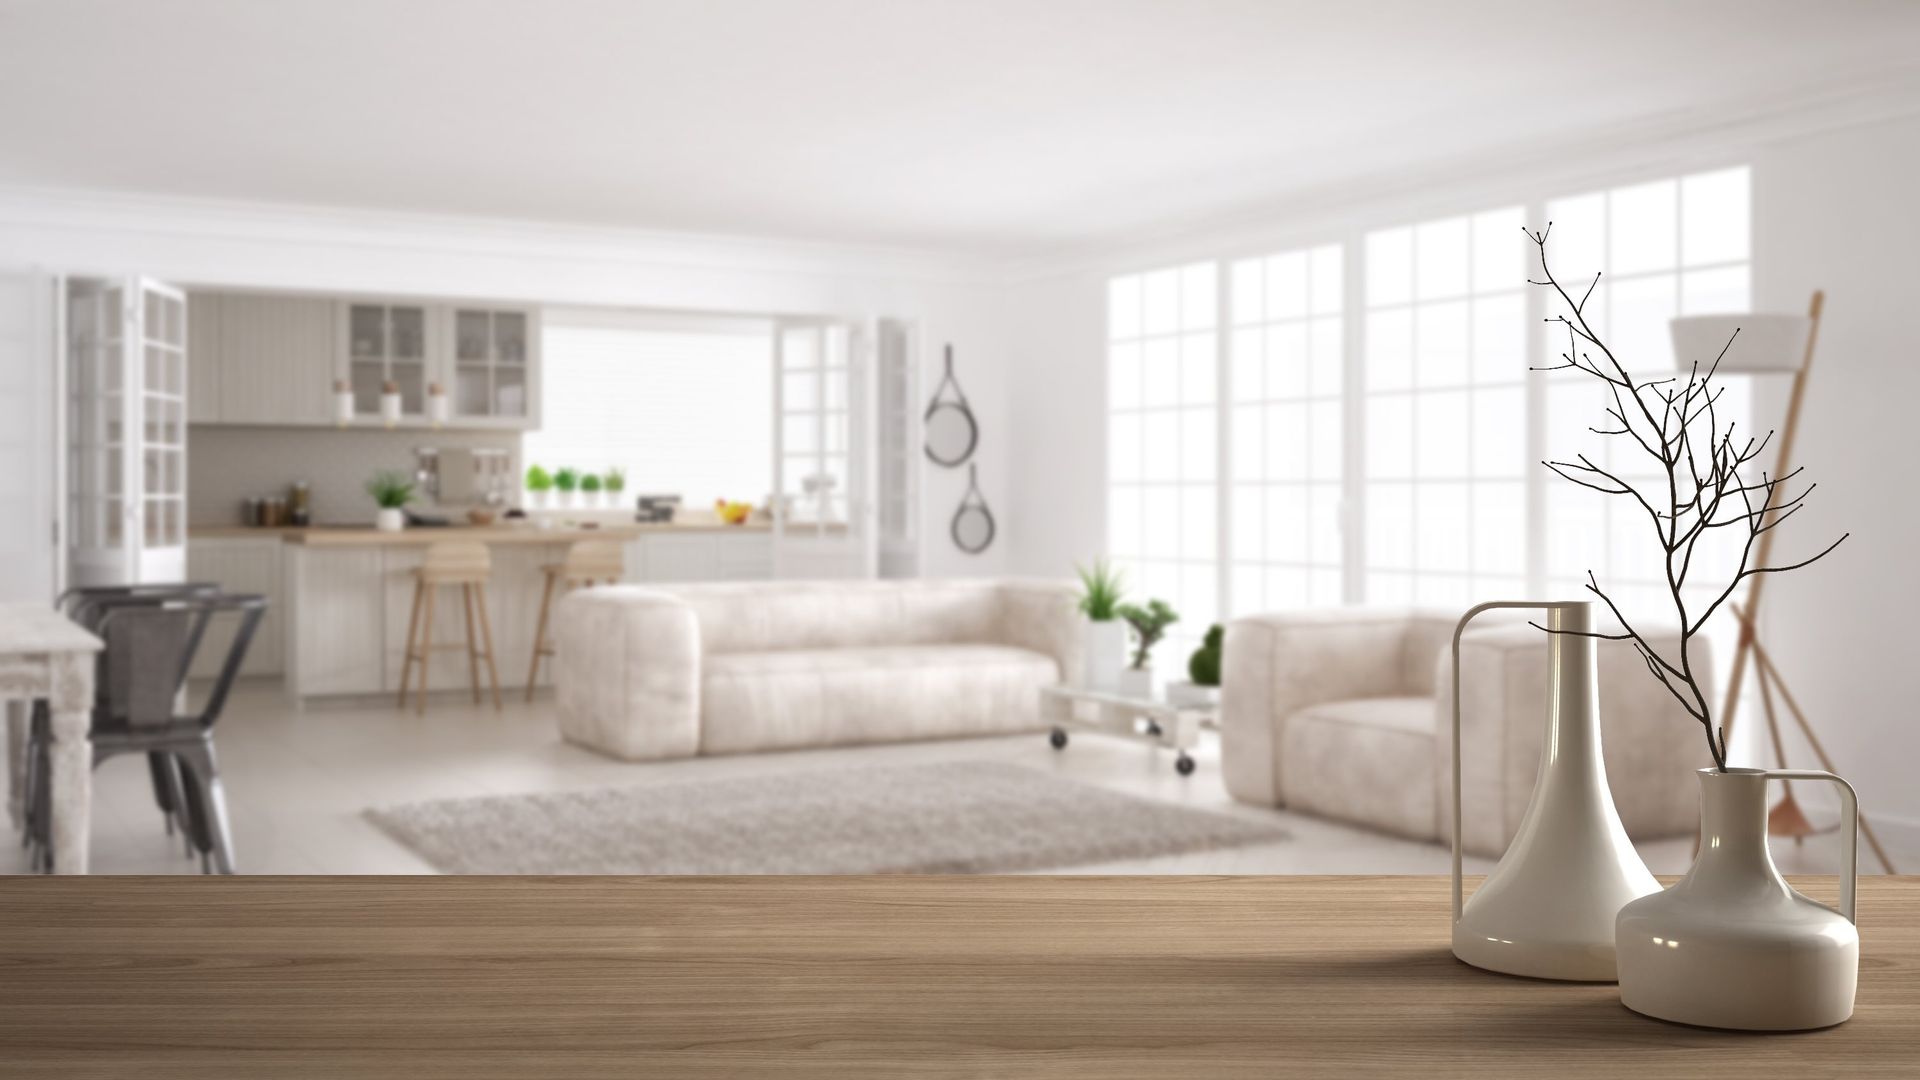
xmin=1175 ymin=753 xmax=1195 ymax=776
xmin=1049 ymin=727 xmax=1069 ymax=750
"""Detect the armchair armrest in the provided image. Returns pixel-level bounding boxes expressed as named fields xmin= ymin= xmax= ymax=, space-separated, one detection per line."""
xmin=554 ymin=586 xmax=702 ymax=761
xmin=1221 ymin=609 xmax=1418 ymax=806
xmin=994 ymin=580 xmax=1083 ymax=684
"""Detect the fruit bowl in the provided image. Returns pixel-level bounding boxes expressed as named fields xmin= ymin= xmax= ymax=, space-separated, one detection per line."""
xmin=715 ymin=499 xmax=753 ymax=526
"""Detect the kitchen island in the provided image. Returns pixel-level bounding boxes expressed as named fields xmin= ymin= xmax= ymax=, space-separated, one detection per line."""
xmin=188 ymin=521 xmax=773 ymax=701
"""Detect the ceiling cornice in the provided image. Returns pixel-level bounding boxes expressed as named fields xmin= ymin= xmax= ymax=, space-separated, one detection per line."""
xmin=998 ymin=63 xmax=1920 ymax=283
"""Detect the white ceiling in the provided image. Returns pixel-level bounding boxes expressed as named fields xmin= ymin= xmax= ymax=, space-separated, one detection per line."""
xmin=3 ymin=0 xmax=1919 ymax=260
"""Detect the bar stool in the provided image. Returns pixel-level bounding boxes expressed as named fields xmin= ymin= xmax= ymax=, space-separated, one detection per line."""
xmin=526 ymin=540 xmax=626 ymax=701
xmin=397 ymin=541 xmax=502 ymax=715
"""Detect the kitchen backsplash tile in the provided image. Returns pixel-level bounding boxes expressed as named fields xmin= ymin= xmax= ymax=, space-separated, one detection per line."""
xmin=189 ymin=425 xmax=520 ymax=527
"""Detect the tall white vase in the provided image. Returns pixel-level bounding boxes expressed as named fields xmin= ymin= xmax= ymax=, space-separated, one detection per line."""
xmin=1449 ymin=599 xmax=1660 ymax=982
xmin=1082 ymin=618 xmax=1125 ymax=690
xmin=1617 ymin=767 xmax=1859 ymax=1030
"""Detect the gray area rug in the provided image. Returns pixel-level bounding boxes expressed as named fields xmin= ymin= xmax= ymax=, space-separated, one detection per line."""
xmin=366 ymin=760 xmax=1289 ymax=874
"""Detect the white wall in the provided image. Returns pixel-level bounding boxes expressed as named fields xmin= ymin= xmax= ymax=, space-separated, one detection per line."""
xmin=1751 ymin=113 xmax=1920 ymax=840
xmin=0 ymin=192 xmax=1015 ymax=579
xmin=1001 ymin=114 xmax=1920 ymax=851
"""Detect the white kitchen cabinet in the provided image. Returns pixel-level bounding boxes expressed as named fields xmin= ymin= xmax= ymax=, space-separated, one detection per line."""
xmin=186 ymin=537 xmax=283 ymax=678
xmin=186 ymin=292 xmax=222 ymax=424
xmin=449 ymin=305 xmax=540 ymax=428
xmin=283 ymin=545 xmax=387 ymax=697
xmin=220 ymin=294 xmax=336 ymax=424
xmin=339 ymin=300 xmax=434 ymax=423
xmin=626 ymin=532 xmax=774 ymax=583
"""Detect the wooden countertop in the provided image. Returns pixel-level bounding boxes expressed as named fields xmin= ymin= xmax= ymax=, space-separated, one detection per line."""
xmin=189 ymin=521 xmax=772 ymax=545
xmin=0 ymin=875 xmax=1913 ymax=1078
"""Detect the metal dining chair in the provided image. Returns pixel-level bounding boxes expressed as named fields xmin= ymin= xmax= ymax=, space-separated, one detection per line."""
xmin=25 ymin=591 xmax=264 ymax=874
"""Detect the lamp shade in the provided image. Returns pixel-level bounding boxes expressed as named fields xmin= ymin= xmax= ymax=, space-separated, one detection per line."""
xmin=1669 ymin=314 xmax=1812 ymax=375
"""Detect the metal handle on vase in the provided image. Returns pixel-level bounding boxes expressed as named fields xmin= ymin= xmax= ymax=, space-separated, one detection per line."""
xmin=1448 ymin=599 xmax=1585 ymax=924
xmin=1765 ymin=769 xmax=1858 ymax=923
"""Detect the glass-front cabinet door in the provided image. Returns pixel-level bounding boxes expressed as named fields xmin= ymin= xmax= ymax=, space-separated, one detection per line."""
xmin=451 ymin=306 xmax=534 ymax=423
xmin=68 ymin=276 xmax=187 ymax=586
xmin=344 ymin=301 xmax=430 ymax=419
xmin=773 ymin=319 xmax=874 ymax=579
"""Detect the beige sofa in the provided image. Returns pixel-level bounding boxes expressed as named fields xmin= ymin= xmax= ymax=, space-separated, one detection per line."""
xmin=554 ymin=579 xmax=1081 ymax=761
xmin=1222 ymin=609 xmax=1708 ymax=856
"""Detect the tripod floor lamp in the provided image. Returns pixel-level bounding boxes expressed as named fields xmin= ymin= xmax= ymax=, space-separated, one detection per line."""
xmin=1670 ymin=292 xmax=1896 ymax=873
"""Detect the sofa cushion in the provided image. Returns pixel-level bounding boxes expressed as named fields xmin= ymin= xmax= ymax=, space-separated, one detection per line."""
xmin=700 ymin=644 xmax=1059 ymax=756
xmin=1279 ymin=697 xmax=1437 ymax=842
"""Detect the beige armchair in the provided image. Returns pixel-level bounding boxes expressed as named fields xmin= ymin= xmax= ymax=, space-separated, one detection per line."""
xmin=1222 ymin=608 xmax=1708 ymax=856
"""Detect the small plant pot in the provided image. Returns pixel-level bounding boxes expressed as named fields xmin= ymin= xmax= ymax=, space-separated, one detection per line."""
xmin=1116 ymin=666 xmax=1153 ymax=699
xmin=556 ymin=490 xmax=575 ymax=508
xmin=375 ymin=507 xmax=405 ymax=532
xmin=527 ymin=490 xmax=549 ymax=509
xmin=1165 ymin=681 xmax=1218 ymax=708
xmin=1082 ymin=618 xmax=1126 ymax=690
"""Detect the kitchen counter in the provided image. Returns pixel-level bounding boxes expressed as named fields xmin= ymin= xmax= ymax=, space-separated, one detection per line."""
xmin=190 ymin=521 xmax=772 ymax=545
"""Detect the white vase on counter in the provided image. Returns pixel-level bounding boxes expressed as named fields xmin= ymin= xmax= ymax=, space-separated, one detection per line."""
xmin=1082 ymin=618 xmax=1125 ymax=690
xmin=375 ymin=507 xmax=405 ymax=532
xmin=1616 ymin=767 xmax=1860 ymax=1031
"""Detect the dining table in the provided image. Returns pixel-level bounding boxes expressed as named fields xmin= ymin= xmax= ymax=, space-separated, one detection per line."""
xmin=0 ymin=601 xmax=102 ymax=874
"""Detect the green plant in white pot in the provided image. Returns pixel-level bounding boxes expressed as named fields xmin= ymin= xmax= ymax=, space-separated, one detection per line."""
xmin=1115 ymin=598 xmax=1178 ymax=699
xmin=366 ymin=470 xmax=414 ymax=532
xmin=1167 ymin=623 xmax=1223 ymax=707
xmin=1074 ymin=559 xmax=1127 ymax=690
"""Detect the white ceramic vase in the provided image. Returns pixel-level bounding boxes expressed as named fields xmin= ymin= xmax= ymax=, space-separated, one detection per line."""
xmin=375 ymin=507 xmax=405 ymax=532
xmin=1449 ymin=599 xmax=1660 ymax=982
xmin=1617 ymin=767 xmax=1859 ymax=1030
xmin=1082 ymin=618 xmax=1125 ymax=690
xmin=1164 ymin=680 xmax=1218 ymax=708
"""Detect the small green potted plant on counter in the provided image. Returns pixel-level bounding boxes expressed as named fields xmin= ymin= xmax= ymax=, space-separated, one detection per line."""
xmin=580 ymin=472 xmax=603 ymax=507
xmin=366 ymin=470 xmax=415 ymax=532
xmin=604 ymin=466 xmax=627 ymax=508
xmin=1075 ymin=559 xmax=1127 ymax=690
xmin=1167 ymin=623 xmax=1223 ymax=707
xmin=553 ymin=467 xmax=580 ymax=508
xmin=1115 ymin=598 xmax=1178 ymax=698
xmin=525 ymin=464 xmax=553 ymax=509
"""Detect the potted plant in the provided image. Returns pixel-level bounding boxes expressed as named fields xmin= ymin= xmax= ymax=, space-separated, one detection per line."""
xmin=553 ymin=467 xmax=579 ymax=508
xmin=525 ymin=464 xmax=553 ymax=509
xmin=1167 ymin=623 xmax=1223 ymax=707
xmin=580 ymin=472 xmax=603 ymax=507
xmin=366 ymin=470 xmax=414 ymax=532
xmin=604 ymin=466 xmax=627 ymax=509
xmin=1115 ymin=599 xmax=1178 ymax=698
xmin=1075 ymin=559 xmax=1127 ymax=690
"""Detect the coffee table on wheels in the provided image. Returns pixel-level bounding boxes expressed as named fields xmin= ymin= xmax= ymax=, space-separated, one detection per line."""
xmin=1036 ymin=683 xmax=1213 ymax=775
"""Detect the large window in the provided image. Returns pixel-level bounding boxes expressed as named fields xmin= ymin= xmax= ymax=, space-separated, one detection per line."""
xmin=1104 ymin=167 xmax=1751 ymax=622
xmin=1362 ymin=208 xmax=1529 ymax=607
xmin=1541 ymin=168 xmax=1752 ymax=620
xmin=1107 ymin=263 xmax=1217 ymax=655
xmin=528 ymin=317 xmax=773 ymax=507
xmin=1228 ymin=245 xmax=1344 ymax=612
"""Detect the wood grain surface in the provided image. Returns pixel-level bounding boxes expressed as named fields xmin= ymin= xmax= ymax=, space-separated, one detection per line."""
xmin=0 ymin=875 xmax=1913 ymax=1079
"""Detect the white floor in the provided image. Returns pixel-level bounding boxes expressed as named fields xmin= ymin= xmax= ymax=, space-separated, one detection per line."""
xmin=2 ymin=679 xmax=1876 ymax=876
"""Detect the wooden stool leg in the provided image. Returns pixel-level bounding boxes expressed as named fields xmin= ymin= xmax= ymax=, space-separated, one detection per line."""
xmin=475 ymin=582 xmax=503 ymax=710
xmin=416 ymin=585 xmax=436 ymax=717
xmin=397 ymin=578 xmax=424 ymax=709
xmin=526 ymin=570 xmax=557 ymax=703
xmin=462 ymin=583 xmax=483 ymax=705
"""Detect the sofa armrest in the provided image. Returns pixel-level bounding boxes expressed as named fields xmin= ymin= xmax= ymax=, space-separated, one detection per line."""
xmin=1221 ymin=609 xmax=1415 ymax=807
xmin=995 ymin=580 xmax=1083 ymax=684
xmin=1434 ymin=623 xmax=1710 ymax=857
xmin=554 ymin=586 xmax=702 ymax=762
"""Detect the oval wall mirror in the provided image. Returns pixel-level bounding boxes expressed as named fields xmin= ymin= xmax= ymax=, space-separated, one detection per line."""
xmin=923 ymin=344 xmax=978 ymax=468
xmin=950 ymin=463 xmax=996 ymax=555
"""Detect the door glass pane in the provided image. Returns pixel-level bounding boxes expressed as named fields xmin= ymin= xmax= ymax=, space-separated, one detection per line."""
xmin=495 ymin=366 xmax=526 ymax=417
xmin=495 ymin=311 xmax=528 ymax=363
xmin=391 ymin=307 xmax=426 ymax=360
xmin=392 ymin=360 xmax=425 ymax=412
xmin=455 ymin=310 xmax=490 ymax=363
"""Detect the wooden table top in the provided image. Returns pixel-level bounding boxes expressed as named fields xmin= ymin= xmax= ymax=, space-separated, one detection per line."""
xmin=0 ymin=601 xmax=102 ymax=655
xmin=0 ymin=875 xmax=1913 ymax=1078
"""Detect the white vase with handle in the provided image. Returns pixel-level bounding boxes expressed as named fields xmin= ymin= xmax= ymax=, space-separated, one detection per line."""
xmin=1449 ymin=599 xmax=1659 ymax=981
xmin=1616 ymin=767 xmax=1859 ymax=1030
xmin=1082 ymin=618 xmax=1125 ymax=690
